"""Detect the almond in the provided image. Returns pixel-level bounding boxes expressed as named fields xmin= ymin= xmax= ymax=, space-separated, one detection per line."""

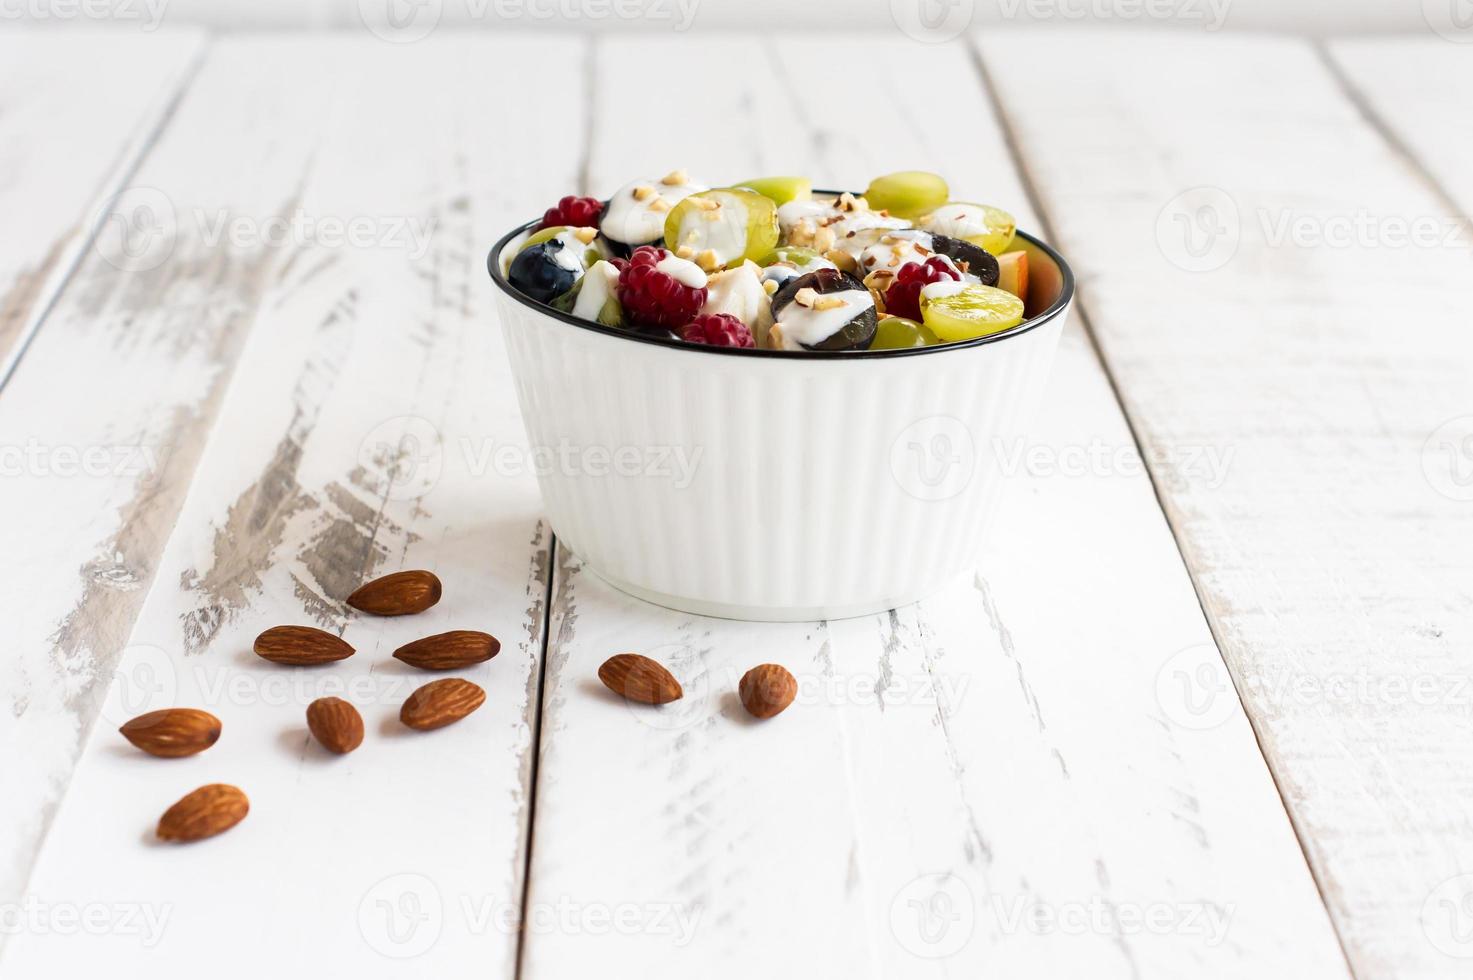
xmin=306 ymin=697 xmax=364 ymax=754
xmin=157 ymin=784 xmax=249 ymax=842
xmin=253 ymin=625 xmax=354 ymax=666
xmin=393 ymin=630 xmax=500 ymax=671
xmin=597 ymin=653 xmax=682 ymax=705
xmin=739 ymin=664 xmax=797 ymax=719
xmin=119 ymin=708 xmax=222 ymax=758
xmin=346 ymin=570 xmax=442 ymax=616
xmin=400 ymin=678 xmax=485 ymax=731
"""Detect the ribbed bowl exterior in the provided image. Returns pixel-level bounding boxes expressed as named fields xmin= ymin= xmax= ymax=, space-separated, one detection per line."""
xmin=496 ymin=294 xmax=1067 ymax=620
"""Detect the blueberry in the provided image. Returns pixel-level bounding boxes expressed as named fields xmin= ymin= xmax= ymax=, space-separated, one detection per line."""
xmin=931 ymin=234 xmax=1000 ymax=287
xmin=508 ymin=238 xmax=582 ymax=304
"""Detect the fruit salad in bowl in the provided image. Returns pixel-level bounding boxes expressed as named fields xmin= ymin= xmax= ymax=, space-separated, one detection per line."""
xmin=486 ymin=171 xmax=1074 ymax=621
xmin=490 ymin=170 xmax=1060 ymax=356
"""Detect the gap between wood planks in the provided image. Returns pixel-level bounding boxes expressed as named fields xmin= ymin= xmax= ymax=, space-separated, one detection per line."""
xmin=0 ymin=36 xmax=212 ymax=395
xmin=1313 ymin=40 xmax=1473 ymax=244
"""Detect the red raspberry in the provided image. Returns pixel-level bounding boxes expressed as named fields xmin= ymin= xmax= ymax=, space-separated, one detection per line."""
xmin=885 ymin=256 xmax=960 ymax=321
xmin=617 ymin=247 xmax=707 ymax=329
xmin=540 ymin=195 xmax=604 ymax=230
xmin=681 ymin=313 xmax=754 ymax=348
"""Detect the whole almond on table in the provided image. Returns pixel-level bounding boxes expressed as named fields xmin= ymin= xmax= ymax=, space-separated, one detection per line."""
xmin=739 ymin=664 xmax=797 ymax=719
xmin=253 ymin=625 xmax=354 ymax=666
xmin=347 ymin=570 xmax=442 ymax=616
xmin=394 ymin=630 xmax=500 ymax=671
xmin=306 ymin=697 xmax=365 ymax=754
xmin=597 ymin=654 xmax=682 ymax=705
xmin=119 ymin=708 xmax=222 ymax=758
xmin=157 ymin=784 xmax=249 ymax=842
xmin=400 ymin=678 xmax=486 ymax=731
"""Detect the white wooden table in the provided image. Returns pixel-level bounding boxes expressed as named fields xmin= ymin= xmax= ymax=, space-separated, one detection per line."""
xmin=1 ymin=26 xmax=1470 ymax=980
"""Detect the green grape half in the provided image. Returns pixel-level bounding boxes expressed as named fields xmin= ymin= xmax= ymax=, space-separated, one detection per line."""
xmin=663 ymin=188 xmax=779 ymax=269
xmin=871 ymin=316 xmax=941 ymax=349
xmin=862 ymin=171 xmax=949 ymax=220
xmin=733 ymin=176 xmax=812 ymax=207
xmin=925 ymin=203 xmax=1016 ymax=254
xmin=919 ymin=283 xmax=1025 ymax=341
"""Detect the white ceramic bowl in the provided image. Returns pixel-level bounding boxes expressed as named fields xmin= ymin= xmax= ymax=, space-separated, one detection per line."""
xmin=488 ymin=206 xmax=1074 ymax=621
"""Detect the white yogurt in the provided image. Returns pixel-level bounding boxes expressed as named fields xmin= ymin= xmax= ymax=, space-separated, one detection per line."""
xmin=669 ymin=191 xmax=750 ymax=267
xmin=571 ymin=260 xmax=621 ymax=323
xmin=924 ymin=202 xmax=994 ymax=243
xmin=773 ymin=288 xmax=874 ymax=350
xmin=655 ymin=253 xmax=708 ymax=289
xmin=601 ymin=175 xmax=705 ymax=246
xmin=919 ymin=279 xmax=968 ymax=302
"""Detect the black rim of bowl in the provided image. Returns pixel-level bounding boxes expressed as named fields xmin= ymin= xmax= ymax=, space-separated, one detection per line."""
xmin=486 ymin=190 xmax=1075 ymax=360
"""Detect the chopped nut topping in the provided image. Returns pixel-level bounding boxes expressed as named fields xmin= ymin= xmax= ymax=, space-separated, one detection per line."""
xmin=957 ymin=260 xmax=970 ymax=273
xmin=762 ymin=278 xmax=779 ymax=296
xmin=824 ymin=249 xmax=858 ymax=273
xmin=863 ymin=269 xmax=896 ymax=290
xmin=633 ymin=184 xmax=657 ymax=202
xmin=794 ymin=287 xmax=819 ymax=308
xmin=573 ymin=227 xmax=598 ymax=244
xmin=660 ymin=169 xmax=689 ymax=186
xmin=812 ymin=295 xmax=846 ymax=311
xmin=649 ymin=197 xmax=672 ymax=213
xmin=812 ymin=226 xmax=837 ymax=253
xmin=694 ymin=249 xmax=721 ymax=272
xmin=676 ymin=245 xmax=695 ymax=259
xmin=769 ymin=322 xmax=786 ymax=349
xmin=692 ymin=196 xmax=721 ymax=211
xmin=702 ymin=207 xmax=723 ymax=222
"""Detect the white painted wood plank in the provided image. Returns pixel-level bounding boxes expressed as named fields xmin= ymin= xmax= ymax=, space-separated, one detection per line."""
xmin=520 ymin=34 xmax=1346 ymax=980
xmin=0 ymin=28 xmax=203 ymax=380
xmin=2 ymin=35 xmax=585 ymax=978
xmin=977 ymin=29 xmax=1473 ymax=980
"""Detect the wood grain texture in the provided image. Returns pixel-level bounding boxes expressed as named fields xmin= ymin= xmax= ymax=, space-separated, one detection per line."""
xmin=1 ymin=35 xmax=583 ymax=978
xmin=0 ymin=29 xmax=203 ymax=380
xmin=518 ymin=34 xmax=1347 ymax=980
xmin=977 ymin=29 xmax=1473 ymax=980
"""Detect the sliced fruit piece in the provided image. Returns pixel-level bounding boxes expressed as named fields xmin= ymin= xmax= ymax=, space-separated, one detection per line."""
xmin=997 ymin=249 xmax=1029 ymax=301
xmin=862 ymin=171 xmax=949 ymax=220
xmin=519 ymin=224 xmax=566 ymax=252
xmin=553 ymin=259 xmax=624 ymax=327
xmin=663 ymin=188 xmax=779 ymax=270
xmin=919 ymin=282 xmax=1025 ymax=341
xmin=733 ymin=176 xmax=812 ymax=207
xmin=872 ymin=316 xmax=940 ymax=349
xmin=924 ymin=202 xmax=1016 ymax=254
xmin=769 ymin=268 xmax=877 ymax=351
xmin=758 ymin=245 xmax=826 ymax=269
xmin=930 ymin=234 xmax=1000 ymax=286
